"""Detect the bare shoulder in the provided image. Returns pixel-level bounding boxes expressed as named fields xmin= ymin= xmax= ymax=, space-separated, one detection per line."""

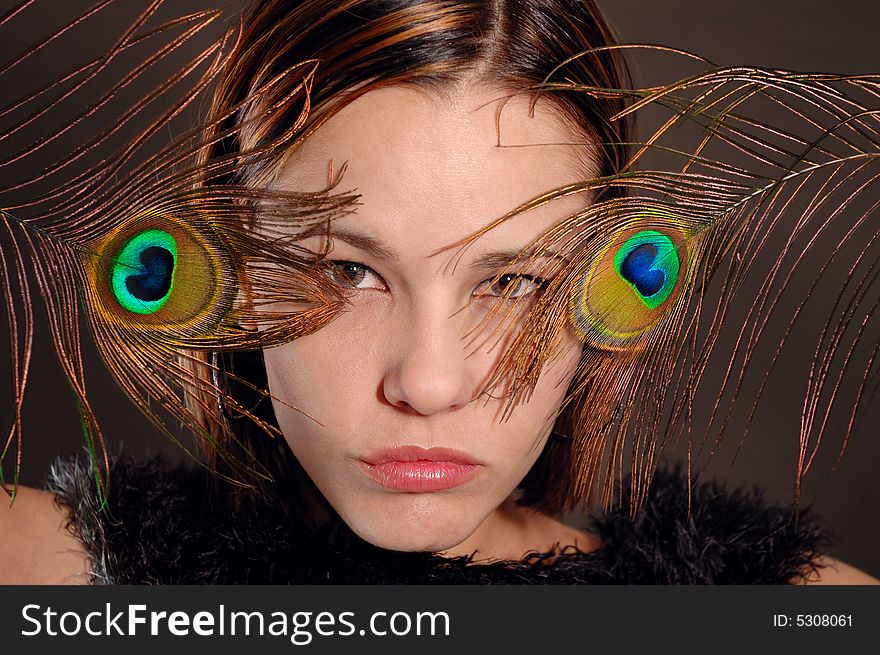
xmin=0 ymin=486 xmax=91 ymax=585
xmin=796 ymin=556 xmax=880 ymax=585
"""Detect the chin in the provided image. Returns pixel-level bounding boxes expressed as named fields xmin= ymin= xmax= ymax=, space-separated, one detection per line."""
xmin=337 ymin=494 xmax=481 ymax=554
xmin=354 ymin=526 xmax=468 ymax=553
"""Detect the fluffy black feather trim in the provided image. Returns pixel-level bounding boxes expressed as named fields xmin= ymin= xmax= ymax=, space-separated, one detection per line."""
xmin=46 ymin=452 xmax=831 ymax=584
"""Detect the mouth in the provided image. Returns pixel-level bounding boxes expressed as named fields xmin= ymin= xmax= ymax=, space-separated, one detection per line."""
xmin=358 ymin=445 xmax=481 ymax=492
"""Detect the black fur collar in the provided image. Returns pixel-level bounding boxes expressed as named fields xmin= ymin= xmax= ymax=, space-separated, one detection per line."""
xmin=47 ymin=453 xmax=829 ymax=584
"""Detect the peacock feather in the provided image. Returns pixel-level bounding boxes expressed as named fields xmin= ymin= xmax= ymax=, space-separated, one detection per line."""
xmin=451 ymin=48 xmax=880 ymax=512
xmin=0 ymin=0 xmax=358 ymax=503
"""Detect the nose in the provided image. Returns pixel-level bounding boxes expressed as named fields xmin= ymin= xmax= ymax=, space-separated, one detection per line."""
xmin=381 ymin=306 xmax=477 ymax=416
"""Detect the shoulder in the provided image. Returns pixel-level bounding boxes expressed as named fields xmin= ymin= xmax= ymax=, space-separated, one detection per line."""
xmin=46 ymin=451 xmax=214 ymax=584
xmin=797 ymin=556 xmax=879 ymax=585
xmin=0 ymin=485 xmax=90 ymax=584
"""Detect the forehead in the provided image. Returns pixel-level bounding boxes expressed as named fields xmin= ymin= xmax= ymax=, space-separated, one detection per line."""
xmin=273 ymin=84 xmax=594 ymax=254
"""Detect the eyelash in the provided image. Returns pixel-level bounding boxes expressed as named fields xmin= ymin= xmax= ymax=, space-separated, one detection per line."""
xmin=324 ymin=260 xmax=386 ymax=291
xmin=323 ymin=260 xmax=550 ymax=300
xmin=473 ymin=272 xmax=550 ymax=300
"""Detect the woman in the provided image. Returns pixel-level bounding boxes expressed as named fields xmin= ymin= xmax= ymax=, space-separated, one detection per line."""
xmin=0 ymin=0 xmax=877 ymax=583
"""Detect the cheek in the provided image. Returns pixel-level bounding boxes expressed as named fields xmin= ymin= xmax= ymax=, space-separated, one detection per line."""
xmin=263 ymin=321 xmax=376 ymax=416
xmin=515 ymin=333 xmax=584 ymax=425
xmin=260 ymin=315 xmax=392 ymax=487
xmin=262 ymin=336 xmax=366 ymax=495
xmin=484 ymin=335 xmax=584 ymax=473
xmin=552 ymin=337 xmax=584 ymax=399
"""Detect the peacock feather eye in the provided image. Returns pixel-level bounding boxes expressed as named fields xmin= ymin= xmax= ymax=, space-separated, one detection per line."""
xmin=87 ymin=211 xmax=237 ymax=338
xmin=570 ymin=222 xmax=689 ymax=351
xmin=110 ymin=229 xmax=177 ymax=314
xmin=613 ymin=230 xmax=680 ymax=310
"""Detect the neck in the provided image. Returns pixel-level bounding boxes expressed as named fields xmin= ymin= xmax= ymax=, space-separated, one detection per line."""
xmin=434 ymin=496 xmax=598 ymax=564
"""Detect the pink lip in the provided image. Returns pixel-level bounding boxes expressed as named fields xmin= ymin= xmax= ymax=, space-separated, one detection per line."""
xmin=359 ymin=445 xmax=481 ymax=492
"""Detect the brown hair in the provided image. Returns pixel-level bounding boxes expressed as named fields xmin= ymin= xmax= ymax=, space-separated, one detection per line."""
xmin=191 ymin=0 xmax=632 ymax=516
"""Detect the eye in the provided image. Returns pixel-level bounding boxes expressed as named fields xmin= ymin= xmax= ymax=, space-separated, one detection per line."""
xmin=474 ymin=273 xmax=549 ymax=300
xmin=569 ymin=225 xmax=687 ymax=351
xmin=324 ymin=260 xmax=387 ymax=291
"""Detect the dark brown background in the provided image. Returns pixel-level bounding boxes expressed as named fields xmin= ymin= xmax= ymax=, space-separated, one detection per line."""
xmin=1 ymin=1 xmax=878 ymax=577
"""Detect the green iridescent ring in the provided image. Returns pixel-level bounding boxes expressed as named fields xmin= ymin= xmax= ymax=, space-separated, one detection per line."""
xmin=110 ymin=229 xmax=178 ymax=314
xmin=613 ymin=230 xmax=680 ymax=309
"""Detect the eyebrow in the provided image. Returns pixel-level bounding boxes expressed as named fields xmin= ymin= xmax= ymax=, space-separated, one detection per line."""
xmin=466 ymin=247 xmax=571 ymax=272
xmin=294 ymin=224 xmax=569 ymax=270
xmin=295 ymin=225 xmax=400 ymax=262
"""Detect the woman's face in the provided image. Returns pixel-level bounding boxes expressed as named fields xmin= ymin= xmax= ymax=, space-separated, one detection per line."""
xmin=262 ymin=83 xmax=593 ymax=554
